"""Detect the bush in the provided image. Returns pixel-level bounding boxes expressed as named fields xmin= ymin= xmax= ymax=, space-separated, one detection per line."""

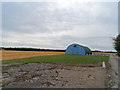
xmin=114 ymin=34 xmax=120 ymax=56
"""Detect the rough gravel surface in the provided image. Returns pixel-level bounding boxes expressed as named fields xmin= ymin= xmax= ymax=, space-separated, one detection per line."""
xmin=108 ymin=55 xmax=119 ymax=88
xmin=2 ymin=63 xmax=107 ymax=88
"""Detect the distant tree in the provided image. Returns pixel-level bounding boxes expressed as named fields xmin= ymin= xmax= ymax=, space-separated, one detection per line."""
xmin=1 ymin=47 xmax=65 ymax=52
xmin=114 ymin=34 xmax=120 ymax=56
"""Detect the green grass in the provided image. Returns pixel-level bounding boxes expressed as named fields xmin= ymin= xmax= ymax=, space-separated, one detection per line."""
xmin=2 ymin=54 xmax=109 ymax=65
xmin=0 ymin=82 xmax=10 ymax=87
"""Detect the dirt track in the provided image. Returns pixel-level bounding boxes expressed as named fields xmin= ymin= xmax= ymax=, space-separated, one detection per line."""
xmin=1 ymin=50 xmax=65 ymax=61
xmin=2 ymin=63 xmax=107 ymax=88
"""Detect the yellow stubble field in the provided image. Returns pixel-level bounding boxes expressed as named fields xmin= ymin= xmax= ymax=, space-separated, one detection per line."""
xmin=0 ymin=50 xmax=65 ymax=61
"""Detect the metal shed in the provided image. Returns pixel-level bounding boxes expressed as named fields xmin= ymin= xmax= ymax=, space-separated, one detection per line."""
xmin=65 ymin=43 xmax=92 ymax=55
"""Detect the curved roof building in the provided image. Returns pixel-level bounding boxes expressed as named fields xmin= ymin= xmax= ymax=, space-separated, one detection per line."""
xmin=65 ymin=43 xmax=92 ymax=55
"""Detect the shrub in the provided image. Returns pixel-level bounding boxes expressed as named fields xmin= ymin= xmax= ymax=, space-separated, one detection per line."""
xmin=114 ymin=34 xmax=120 ymax=56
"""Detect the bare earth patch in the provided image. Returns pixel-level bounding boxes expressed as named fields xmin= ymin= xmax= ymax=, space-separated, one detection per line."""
xmin=2 ymin=63 xmax=107 ymax=88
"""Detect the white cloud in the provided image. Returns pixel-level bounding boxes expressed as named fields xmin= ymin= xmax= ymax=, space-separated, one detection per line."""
xmin=1 ymin=0 xmax=119 ymax=2
xmin=2 ymin=2 xmax=118 ymax=51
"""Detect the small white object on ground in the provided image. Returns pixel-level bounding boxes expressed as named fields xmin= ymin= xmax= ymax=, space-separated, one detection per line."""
xmin=102 ymin=61 xmax=106 ymax=68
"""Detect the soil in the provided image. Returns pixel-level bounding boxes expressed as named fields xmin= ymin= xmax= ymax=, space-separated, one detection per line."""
xmin=2 ymin=63 xmax=107 ymax=88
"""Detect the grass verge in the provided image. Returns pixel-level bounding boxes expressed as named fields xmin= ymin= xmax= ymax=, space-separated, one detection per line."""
xmin=0 ymin=82 xmax=10 ymax=87
xmin=2 ymin=54 xmax=109 ymax=65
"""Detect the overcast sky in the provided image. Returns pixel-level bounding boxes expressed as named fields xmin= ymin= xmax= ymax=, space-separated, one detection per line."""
xmin=2 ymin=1 xmax=118 ymax=51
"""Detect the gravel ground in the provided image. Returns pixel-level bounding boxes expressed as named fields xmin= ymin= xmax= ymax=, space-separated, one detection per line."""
xmin=108 ymin=55 xmax=119 ymax=88
xmin=2 ymin=63 xmax=107 ymax=88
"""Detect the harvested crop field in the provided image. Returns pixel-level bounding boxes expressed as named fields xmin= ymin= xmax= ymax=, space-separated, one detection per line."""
xmin=92 ymin=52 xmax=117 ymax=55
xmin=1 ymin=50 xmax=65 ymax=61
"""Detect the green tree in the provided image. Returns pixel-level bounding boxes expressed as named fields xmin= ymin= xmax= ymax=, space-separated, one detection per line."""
xmin=114 ymin=34 xmax=120 ymax=56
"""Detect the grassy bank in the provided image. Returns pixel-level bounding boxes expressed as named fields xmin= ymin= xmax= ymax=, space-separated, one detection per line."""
xmin=2 ymin=54 xmax=109 ymax=65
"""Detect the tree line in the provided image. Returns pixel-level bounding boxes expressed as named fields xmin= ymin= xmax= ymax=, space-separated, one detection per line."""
xmin=1 ymin=47 xmax=117 ymax=53
xmin=0 ymin=47 xmax=65 ymax=52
